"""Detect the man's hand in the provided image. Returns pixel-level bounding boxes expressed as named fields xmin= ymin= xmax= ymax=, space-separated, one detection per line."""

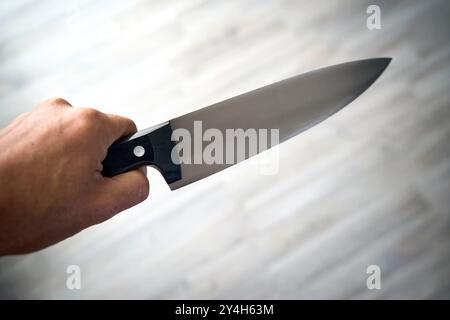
xmin=0 ymin=98 xmax=149 ymax=255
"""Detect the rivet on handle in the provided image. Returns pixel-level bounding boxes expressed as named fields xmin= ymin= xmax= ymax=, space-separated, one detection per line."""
xmin=133 ymin=145 xmax=145 ymax=157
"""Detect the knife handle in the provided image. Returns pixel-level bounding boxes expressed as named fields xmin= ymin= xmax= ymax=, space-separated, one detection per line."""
xmin=101 ymin=122 xmax=182 ymax=184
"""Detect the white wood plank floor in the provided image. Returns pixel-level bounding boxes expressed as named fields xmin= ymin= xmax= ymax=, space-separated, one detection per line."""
xmin=0 ymin=0 xmax=449 ymax=299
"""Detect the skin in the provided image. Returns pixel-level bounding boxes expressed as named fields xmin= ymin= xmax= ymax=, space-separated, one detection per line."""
xmin=0 ymin=98 xmax=149 ymax=255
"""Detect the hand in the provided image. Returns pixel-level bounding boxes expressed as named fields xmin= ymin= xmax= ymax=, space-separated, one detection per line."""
xmin=0 ymin=98 xmax=149 ymax=255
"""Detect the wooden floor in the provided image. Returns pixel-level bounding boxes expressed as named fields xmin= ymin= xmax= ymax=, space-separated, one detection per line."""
xmin=0 ymin=0 xmax=449 ymax=299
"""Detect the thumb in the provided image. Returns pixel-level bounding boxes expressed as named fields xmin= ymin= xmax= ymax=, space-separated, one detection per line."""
xmin=94 ymin=167 xmax=149 ymax=223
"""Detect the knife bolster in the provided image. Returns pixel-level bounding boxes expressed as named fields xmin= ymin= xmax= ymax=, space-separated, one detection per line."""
xmin=101 ymin=122 xmax=182 ymax=184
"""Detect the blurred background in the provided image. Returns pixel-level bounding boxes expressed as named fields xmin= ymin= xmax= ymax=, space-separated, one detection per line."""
xmin=0 ymin=0 xmax=449 ymax=299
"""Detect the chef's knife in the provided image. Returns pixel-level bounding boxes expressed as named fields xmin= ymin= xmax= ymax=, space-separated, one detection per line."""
xmin=102 ymin=58 xmax=391 ymax=190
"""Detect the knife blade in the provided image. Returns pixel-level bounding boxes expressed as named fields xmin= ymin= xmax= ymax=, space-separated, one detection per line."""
xmin=102 ymin=58 xmax=391 ymax=190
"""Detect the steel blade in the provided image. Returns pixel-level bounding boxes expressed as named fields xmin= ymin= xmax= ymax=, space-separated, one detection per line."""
xmin=169 ymin=58 xmax=391 ymax=189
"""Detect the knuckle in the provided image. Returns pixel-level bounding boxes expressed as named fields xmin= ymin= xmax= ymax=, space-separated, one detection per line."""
xmin=76 ymin=108 xmax=102 ymax=129
xmin=47 ymin=97 xmax=71 ymax=107
xmin=111 ymin=114 xmax=137 ymax=134
xmin=80 ymin=107 xmax=101 ymax=120
xmin=128 ymin=118 xmax=138 ymax=132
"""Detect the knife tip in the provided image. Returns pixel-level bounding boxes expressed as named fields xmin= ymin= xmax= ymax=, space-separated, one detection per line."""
xmin=375 ymin=57 xmax=392 ymax=70
xmin=360 ymin=57 xmax=391 ymax=81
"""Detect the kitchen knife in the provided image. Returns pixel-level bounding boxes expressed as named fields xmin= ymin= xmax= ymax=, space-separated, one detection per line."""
xmin=102 ymin=58 xmax=391 ymax=190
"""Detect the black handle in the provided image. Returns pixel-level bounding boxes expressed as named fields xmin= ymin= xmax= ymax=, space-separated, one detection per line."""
xmin=101 ymin=122 xmax=182 ymax=184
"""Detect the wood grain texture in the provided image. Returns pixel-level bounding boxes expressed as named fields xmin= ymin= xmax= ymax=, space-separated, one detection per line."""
xmin=0 ymin=0 xmax=449 ymax=299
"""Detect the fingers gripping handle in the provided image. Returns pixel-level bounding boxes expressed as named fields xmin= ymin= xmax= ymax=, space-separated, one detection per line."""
xmin=101 ymin=122 xmax=182 ymax=184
